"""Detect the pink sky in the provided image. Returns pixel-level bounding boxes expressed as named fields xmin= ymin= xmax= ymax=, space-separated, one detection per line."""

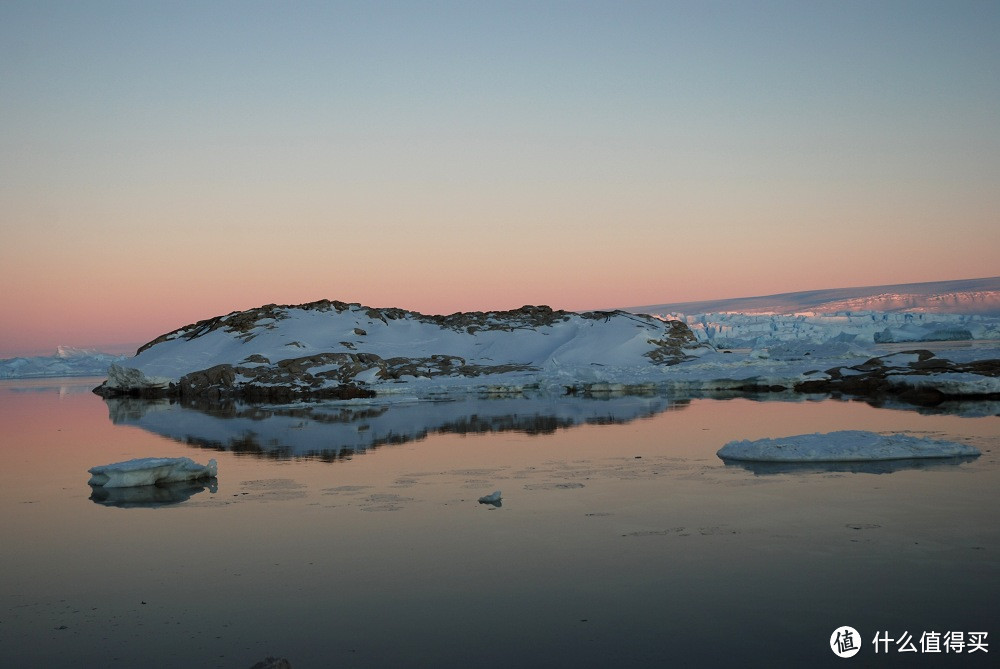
xmin=2 ymin=2 xmax=998 ymax=357
xmin=2 ymin=230 xmax=995 ymax=358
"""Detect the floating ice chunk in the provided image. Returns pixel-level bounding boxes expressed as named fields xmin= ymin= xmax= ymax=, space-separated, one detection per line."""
xmin=88 ymin=457 xmax=218 ymax=488
xmin=717 ymin=430 xmax=980 ymax=462
xmin=478 ymin=490 xmax=502 ymax=504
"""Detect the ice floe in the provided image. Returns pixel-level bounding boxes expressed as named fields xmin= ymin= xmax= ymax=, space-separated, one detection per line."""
xmin=88 ymin=457 xmax=218 ymax=488
xmin=717 ymin=430 xmax=981 ymax=462
xmin=478 ymin=490 xmax=502 ymax=504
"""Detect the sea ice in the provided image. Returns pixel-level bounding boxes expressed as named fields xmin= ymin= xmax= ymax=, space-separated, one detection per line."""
xmin=478 ymin=490 xmax=502 ymax=504
xmin=717 ymin=430 xmax=980 ymax=462
xmin=88 ymin=457 xmax=218 ymax=488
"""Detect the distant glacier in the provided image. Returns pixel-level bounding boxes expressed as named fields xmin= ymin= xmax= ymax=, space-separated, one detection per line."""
xmin=630 ymin=276 xmax=1000 ymax=317
xmin=656 ymin=311 xmax=1000 ymax=350
xmin=0 ymin=347 xmax=128 ymax=379
xmin=631 ymin=276 xmax=1000 ymax=349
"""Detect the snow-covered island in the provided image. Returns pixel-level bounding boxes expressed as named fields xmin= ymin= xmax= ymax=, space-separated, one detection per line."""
xmin=93 ymin=301 xmax=707 ymax=401
xmin=92 ymin=287 xmax=1000 ymax=407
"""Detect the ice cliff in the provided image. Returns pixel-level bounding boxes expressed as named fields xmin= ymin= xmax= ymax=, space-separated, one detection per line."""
xmin=655 ymin=311 xmax=1000 ymax=349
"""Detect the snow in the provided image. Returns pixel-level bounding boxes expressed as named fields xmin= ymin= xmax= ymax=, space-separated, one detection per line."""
xmin=87 ymin=285 xmax=1000 ymax=401
xmin=88 ymin=457 xmax=218 ymax=488
xmin=101 ymin=319 xmax=1000 ymax=399
xmin=717 ymin=431 xmax=981 ymax=462
xmin=100 ymin=304 xmax=704 ymax=393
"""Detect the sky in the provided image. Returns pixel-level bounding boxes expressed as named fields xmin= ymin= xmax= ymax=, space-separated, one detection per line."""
xmin=1 ymin=1 xmax=998 ymax=356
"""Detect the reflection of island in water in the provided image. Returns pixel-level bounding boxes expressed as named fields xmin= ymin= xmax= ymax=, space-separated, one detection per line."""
xmin=104 ymin=390 xmax=991 ymax=477
xmin=105 ymin=393 xmax=692 ymax=461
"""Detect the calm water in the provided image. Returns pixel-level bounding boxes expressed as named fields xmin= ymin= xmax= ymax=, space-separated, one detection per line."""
xmin=1 ymin=378 xmax=997 ymax=668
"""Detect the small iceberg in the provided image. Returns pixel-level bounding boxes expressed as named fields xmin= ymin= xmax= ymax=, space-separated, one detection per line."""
xmin=717 ymin=430 xmax=980 ymax=463
xmin=88 ymin=457 xmax=218 ymax=488
xmin=478 ymin=490 xmax=502 ymax=506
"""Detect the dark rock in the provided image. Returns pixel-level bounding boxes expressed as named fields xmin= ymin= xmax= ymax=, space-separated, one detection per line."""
xmin=794 ymin=350 xmax=1000 ymax=408
xmin=249 ymin=658 xmax=291 ymax=669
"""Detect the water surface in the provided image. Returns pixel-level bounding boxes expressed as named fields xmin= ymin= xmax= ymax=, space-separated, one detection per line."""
xmin=1 ymin=378 xmax=997 ymax=667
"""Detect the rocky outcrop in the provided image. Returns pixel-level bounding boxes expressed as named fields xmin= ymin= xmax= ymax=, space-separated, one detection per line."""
xmin=643 ymin=319 xmax=700 ymax=365
xmin=795 ymin=349 xmax=1000 ymax=406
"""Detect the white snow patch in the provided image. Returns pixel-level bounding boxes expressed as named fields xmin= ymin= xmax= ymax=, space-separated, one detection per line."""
xmin=717 ymin=430 xmax=980 ymax=462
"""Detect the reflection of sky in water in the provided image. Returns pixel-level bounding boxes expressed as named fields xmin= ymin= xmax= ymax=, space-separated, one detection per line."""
xmin=1 ymin=379 xmax=998 ymax=667
xmin=1 ymin=377 xmax=105 ymax=396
